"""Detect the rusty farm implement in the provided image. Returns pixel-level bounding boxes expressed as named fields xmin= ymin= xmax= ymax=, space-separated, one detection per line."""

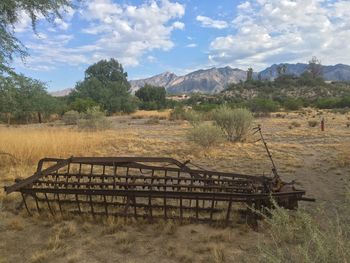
xmin=4 ymin=127 xmax=314 ymax=225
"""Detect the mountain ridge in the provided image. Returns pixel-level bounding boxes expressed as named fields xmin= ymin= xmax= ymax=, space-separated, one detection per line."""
xmin=51 ymin=63 xmax=350 ymax=96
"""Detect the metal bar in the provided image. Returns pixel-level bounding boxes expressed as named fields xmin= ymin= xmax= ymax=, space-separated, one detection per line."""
xmin=21 ymin=193 xmax=32 ymax=216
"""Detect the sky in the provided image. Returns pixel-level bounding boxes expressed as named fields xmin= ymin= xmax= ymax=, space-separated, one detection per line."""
xmin=12 ymin=0 xmax=350 ymax=91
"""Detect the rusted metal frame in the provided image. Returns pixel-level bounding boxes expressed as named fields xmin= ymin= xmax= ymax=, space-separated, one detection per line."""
xmin=19 ymin=187 xmax=306 ymax=203
xmin=69 ymin=157 xmax=266 ymax=182
xmin=33 ymin=179 xmax=254 ymax=193
xmin=5 ymin=158 xmax=71 ymax=194
xmin=42 ymin=173 xmax=262 ymax=190
xmin=34 ymin=196 xmax=223 ymax=213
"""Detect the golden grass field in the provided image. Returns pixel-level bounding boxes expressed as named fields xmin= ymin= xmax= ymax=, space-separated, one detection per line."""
xmin=0 ymin=109 xmax=349 ymax=263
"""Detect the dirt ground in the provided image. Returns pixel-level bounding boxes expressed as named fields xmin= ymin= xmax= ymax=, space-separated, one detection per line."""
xmin=1 ymin=109 xmax=349 ymax=263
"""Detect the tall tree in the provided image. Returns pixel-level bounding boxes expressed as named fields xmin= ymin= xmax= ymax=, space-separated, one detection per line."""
xmin=135 ymin=84 xmax=166 ymax=110
xmin=308 ymin=56 xmax=323 ymax=79
xmin=0 ymin=0 xmax=71 ymax=73
xmin=246 ymin=67 xmax=253 ymax=82
xmin=70 ymin=58 xmax=137 ymax=114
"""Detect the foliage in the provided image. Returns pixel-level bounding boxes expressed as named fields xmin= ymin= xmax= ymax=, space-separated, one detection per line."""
xmin=135 ymin=84 xmax=166 ymax=110
xmin=169 ymin=106 xmax=187 ymax=121
xmin=184 ymin=110 xmax=202 ymax=127
xmin=62 ymin=110 xmax=80 ymax=125
xmin=0 ymin=0 xmax=71 ymax=73
xmin=248 ymin=98 xmax=280 ymax=113
xmin=258 ymin=190 xmax=350 ymax=263
xmin=69 ymin=98 xmax=97 ymax=113
xmin=187 ymin=123 xmax=224 ymax=148
xmin=212 ymin=106 xmax=253 ymax=142
xmin=69 ymin=59 xmax=137 ymax=114
xmin=0 ymin=74 xmax=61 ymax=124
xmin=283 ymin=98 xmax=304 ymax=111
xmin=77 ymin=107 xmax=111 ymax=131
xmin=308 ymin=120 xmax=318 ymax=127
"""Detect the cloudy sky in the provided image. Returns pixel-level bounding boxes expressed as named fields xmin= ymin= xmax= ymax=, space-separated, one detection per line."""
xmin=13 ymin=0 xmax=350 ymax=91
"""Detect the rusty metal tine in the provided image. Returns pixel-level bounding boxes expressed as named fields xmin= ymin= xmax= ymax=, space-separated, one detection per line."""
xmin=196 ymin=196 xmax=199 ymax=220
xmin=89 ymin=195 xmax=95 ymax=218
xmin=180 ymin=196 xmax=183 ymax=223
xmin=164 ymin=194 xmax=167 ymax=219
xmin=148 ymin=194 xmax=153 ymax=221
xmin=21 ymin=193 xmax=32 ymax=216
xmin=75 ymin=194 xmax=81 ymax=214
xmin=57 ymin=193 xmax=63 ymax=216
xmin=44 ymin=193 xmax=54 ymax=215
xmin=34 ymin=193 xmax=41 ymax=213
xmin=226 ymin=197 xmax=232 ymax=226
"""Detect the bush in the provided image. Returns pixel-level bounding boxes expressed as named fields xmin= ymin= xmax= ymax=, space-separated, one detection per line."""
xmin=308 ymin=120 xmax=318 ymax=127
xmin=291 ymin=121 xmax=301 ymax=127
xmin=169 ymin=106 xmax=187 ymax=121
xmin=257 ymin=189 xmax=350 ymax=263
xmin=212 ymin=106 xmax=253 ymax=142
xmin=77 ymin=107 xmax=111 ymax=131
xmin=248 ymin=98 xmax=280 ymax=113
xmin=283 ymin=98 xmax=304 ymax=111
xmin=62 ymin=110 xmax=80 ymax=125
xmin=184 ymin=110 xmax=202 ymax=127
xmin=187 ymin=123 xmax=224 ymax=148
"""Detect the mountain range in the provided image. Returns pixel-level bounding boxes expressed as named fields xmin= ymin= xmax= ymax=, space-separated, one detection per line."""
xmin=51 ymin=63 xmax=350 ymax=96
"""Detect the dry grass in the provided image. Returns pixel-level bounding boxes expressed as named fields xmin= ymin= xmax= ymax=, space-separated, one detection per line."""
xmin=1 ymin=109 xmax=350 ymax=263
xmin=131 ymin=110 xmax=170 ymax=119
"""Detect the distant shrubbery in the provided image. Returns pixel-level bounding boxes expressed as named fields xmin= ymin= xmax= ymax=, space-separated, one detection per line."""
xmin=186 ymin=123 xmax=223 ymax=148
xmin=213 ymin=106 xmax=253 ymax=142
xmin=63 ymin=107 xmax=111 ymax=131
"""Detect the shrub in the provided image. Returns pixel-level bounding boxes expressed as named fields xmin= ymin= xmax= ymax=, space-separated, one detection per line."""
xmin=248 ymin=98 xmax=280 ymax=113
xmin=187 ymin=123 xmax=224 ymax=148
xmin=308 ymin=120 xmax=318 ymax=127
xmin=184 ymin=110 xmax=202 ymax=127
xmin=212 ymin=106 xmax=253 ymax=142
xmin=291 ymin=121 xmax=301 ymax=127
xmin=283 ymin=98 xmax=304 ymax=111
xmin=62 ymin=110 xmax=80 ymax=125
xmin=77 ymin=107 xmax=111 ymax=131
xmin=169 ymin=106 xmax=187 ymax=121
xmin=258 ymin=189 xmax=350 ymax=263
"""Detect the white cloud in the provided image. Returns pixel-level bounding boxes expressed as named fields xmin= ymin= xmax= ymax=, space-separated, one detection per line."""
xmin=196 ymin=15 xmax=228 ymax=29
xmin=16 ymin=0 xmax=185 ymax=71
xmin=186 ymin=43 xmax=197 ymax=48
xmin=209 ymin=0 xmax=350 ymax=70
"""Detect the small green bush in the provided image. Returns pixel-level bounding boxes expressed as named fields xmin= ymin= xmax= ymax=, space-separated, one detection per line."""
xmin=169 ymin=106 xmax=187 ymax=121
xmin=187 ymin=123 xmax=224 ymax=148
xmin=62 ymin=110 xmax=80 ymax=125
xmin=77 ymin=107 xmax=111 ymax=131
xmin=308 ymin=120 xmax=318 ymax=127
xmin=184 ymin=110 xmax=202 ymax=127
xmin=212 ymin=106 xmax=253 ymax=142
xmin=291 ymin=121 xmax=301 ymax=127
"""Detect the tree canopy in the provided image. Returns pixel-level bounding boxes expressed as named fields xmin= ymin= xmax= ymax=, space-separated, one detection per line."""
xmin=135 ymin=84 xmax=166 ymax=110
xmin=69 ymin=58 xmax=137 ymax=114
xmin=0 ymin=0 xmax=71 ymax=73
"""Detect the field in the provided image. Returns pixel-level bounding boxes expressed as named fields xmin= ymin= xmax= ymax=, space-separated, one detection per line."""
xmin=1 ymin=109 xmax=350 ymax=263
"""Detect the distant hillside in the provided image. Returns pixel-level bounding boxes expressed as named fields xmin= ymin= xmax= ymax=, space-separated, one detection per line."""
xmin=50 ymin=88 xmax=73 ymax=97
xmin=259 ymin=63 xmax=350 ymax=81
xmin=130 ymin=66 xmax=249 ymax=94
xmin=52 ymin=63 xmax=350 ymax=96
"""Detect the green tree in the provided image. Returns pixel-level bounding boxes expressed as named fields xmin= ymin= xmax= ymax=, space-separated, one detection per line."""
xmin=135 ymin=84 xmax=166 ymax=110
xmin=0 ymin=0 xmax=71 ymax=73
xmin=246 ymin=67 xmax=253 ymax=82
xmin=0 ymin=75 xmax=18 ymax=124
xmin=70 ymin=58 xmax=137 ymax=114
xmin=308 ymin=56 xmax=323 ymax=79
